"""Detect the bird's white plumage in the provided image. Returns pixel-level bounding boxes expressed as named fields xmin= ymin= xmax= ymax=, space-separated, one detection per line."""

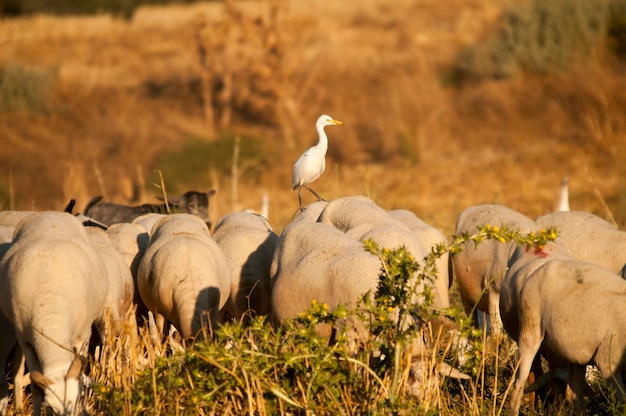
xmin=557 ymin=177 xmax=570 ymax=212
xmin=292 ymin=114 xmax=343 ymax=209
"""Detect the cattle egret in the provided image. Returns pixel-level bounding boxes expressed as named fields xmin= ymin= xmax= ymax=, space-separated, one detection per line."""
xmin=557 ymin=177 xmax=570 ymax=212
xmin=292 ymin=114 xmax=343 ymax=210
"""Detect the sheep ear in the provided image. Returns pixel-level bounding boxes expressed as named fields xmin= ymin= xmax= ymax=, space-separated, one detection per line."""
xmin=207 ymin=190 xmax=216 ymax=198
xmin=30 ymin=370 xmax=53 ymax=390
xmin=66 ymin=355 xmax=83 ymax=380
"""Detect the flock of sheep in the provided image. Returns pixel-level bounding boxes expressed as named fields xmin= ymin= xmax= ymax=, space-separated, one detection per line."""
xmin=0 ymin=187 xmax=625 ymax=415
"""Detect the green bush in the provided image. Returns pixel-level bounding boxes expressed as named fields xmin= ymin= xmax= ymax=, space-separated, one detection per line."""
xmin=450 ymin=0 xmax=611 ymax=82
xmin=91 ymin=226 xmax=564 ymax=415
xmin=0 ymin=61 xmax=53 ymax=114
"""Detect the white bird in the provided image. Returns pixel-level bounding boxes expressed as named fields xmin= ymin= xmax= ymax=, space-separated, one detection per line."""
xmin=292 ymin=114 xmax=343 ymax=210
xmin=557 ymin=177 xmax=570 ymax=212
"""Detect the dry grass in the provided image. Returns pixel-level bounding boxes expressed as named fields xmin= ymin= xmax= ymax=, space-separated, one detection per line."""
xmin=0 ymin=0 xmax=623 ymax=234
xmin=0 ymin=2 xmax=625 ymax=410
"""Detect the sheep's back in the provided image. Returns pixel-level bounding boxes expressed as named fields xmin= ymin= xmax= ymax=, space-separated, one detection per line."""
xmin=536 ymin=210 xmax=626 ymax=274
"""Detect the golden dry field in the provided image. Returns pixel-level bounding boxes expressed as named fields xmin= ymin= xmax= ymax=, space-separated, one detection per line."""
xmin=1 ymin=1 xmax=626 ymax=413
xmin=1 ymin=0 xmax=625 ymax=236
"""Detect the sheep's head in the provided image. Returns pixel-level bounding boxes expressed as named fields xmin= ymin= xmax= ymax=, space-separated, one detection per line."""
xmin=30 ymin=356 xmax=84 ymax=416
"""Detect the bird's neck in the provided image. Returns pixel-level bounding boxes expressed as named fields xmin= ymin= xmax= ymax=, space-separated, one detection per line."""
xmin=316 ymin=125 xmax=329 ymax=152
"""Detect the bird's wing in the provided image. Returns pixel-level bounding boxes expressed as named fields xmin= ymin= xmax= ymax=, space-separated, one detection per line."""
xmin=292 ymin=148 xmax=317 ymax=189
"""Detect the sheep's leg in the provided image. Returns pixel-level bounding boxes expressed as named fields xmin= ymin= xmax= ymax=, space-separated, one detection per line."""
xmin=0 ymin=340 xmax=14 ymax=415
xmin=155 ymin=314 xmax=166 ymax=340
xmin=304 ymin=185 xmax=326 ymax=202
xmin=487 ymin=289 xmax=503 ymax=336
xmin=566 ymin=364 xmax=586 ymax=413
xmin=21 ymin=344 xmax=43 ymax=416
xmin=509 ymin=334 xmax=542 ymax=415
xmin=12 ymin=346 xmax=26 ymax=413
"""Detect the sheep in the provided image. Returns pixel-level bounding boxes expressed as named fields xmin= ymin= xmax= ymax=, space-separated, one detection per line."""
xmin=317 ymin=196 xmax=452 ymax=310
xmin=212 ymin=212 xmax=278 ymax=322
xmin=0 ymin=226 xmax=13 ymax=243
xmin=451 ymin=204 xmax=538 ymax=334
xmin=270 ymin=219 xmax=382 ymax=337
xmin=132 ymin=213 xmax=167 ymax=235
xmin=388 ymin=209 xmax=451 ymax=308
xmin=290 ymin=200 xmax=328 ymax=224
xmin=106 ymin=223 xmax=149 ymax=282
xmin=137 ymin=213 xmax=231 ymax=341
xmin=0 ymin=211 xmax=108 ymax=415
xmin=317 ymin=196 xmax=427 ymax=261
xmin=499 ymin=240 xmax=626 ymax=414
xmin=106 ymin=223 xmax=150 ymax=315
xmin=85 ymin=227 xmax=135 ymax=336
xmin=83 ymin=190 xmax=217 ymax=228
xmin=0 ymin=225 xmax=16 ymax=414
xmin=0 ymin=312 xmax=16 ymax=416
xmin=270 ymin=218 xmax=468 ymax=398
xmin=536 ymin=210 xmax=626 ymax=274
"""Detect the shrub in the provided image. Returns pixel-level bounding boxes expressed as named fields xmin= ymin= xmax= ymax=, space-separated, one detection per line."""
xmin=450 ymin=0 xmax=610 ymax=82
xmin=90 ymin=226 xmax=562 ymax=415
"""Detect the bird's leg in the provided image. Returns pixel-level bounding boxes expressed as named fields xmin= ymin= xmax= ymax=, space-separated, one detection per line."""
xmin=298 ymin=187 xmax=304 ymax=210
xmin=291 ymin=188 xmax=304 ymax=219
xmin=305 ymin=185 xmax=326 ymax=202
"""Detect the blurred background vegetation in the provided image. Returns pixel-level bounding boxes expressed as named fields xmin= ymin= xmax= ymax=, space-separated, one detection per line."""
xmin=0 ymin=0 xmax=201 ymax=18
xmin=2 ymin=2 xmax=626 ymax=413
xmin=0 ymin=0 xmax=625 ymax=232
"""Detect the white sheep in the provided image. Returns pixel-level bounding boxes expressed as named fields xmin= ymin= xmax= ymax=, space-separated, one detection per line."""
xmin=270 ymin=219 xmax=384 ymax=337
xmin=0 ymin=226 xmax=13 ymax=243
xmin=317 ymin=196 xmax=451 ymax=310
xmin=317 ymin=196 xmax=426 ymax=259
xmin=85 ymin=227 xmax=135 ymax=336
xmin=131 ymin=213 xmax=167 ymax=235
xmin=137 ymin=213 xmax=231 ymax=340
xmin=499 ymin=240 xmax=626 ymax=414
xmin=388 ymin=209 xmax=451 ymax=308
xmin=212 ymin=212 xmax=278 ymax=321
xmin=0 ymin=225 xmax=16 ymax=415
xmin=291 ymin=200 xmax=328 ymax=224
xmin=451 ymin=204 xmax=538 ymax=334
xmin=0 ymin=211 xmax=108 ymax=415
xmin=106 ymin=222 xmax=149 ymax=281
xmin=536 ymin=210 xmax=626 ymax=274
xmin=270 ymin=218 xmax=468 ymax=398
xmin=106 ymin=222 xmax=150 ymax=315
xmin=0 ymin=312 xmax=16 ymax=416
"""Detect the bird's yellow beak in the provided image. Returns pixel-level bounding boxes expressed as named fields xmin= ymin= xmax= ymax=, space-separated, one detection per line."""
xmin=330 ymin=119 xmax=344 ymax=126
